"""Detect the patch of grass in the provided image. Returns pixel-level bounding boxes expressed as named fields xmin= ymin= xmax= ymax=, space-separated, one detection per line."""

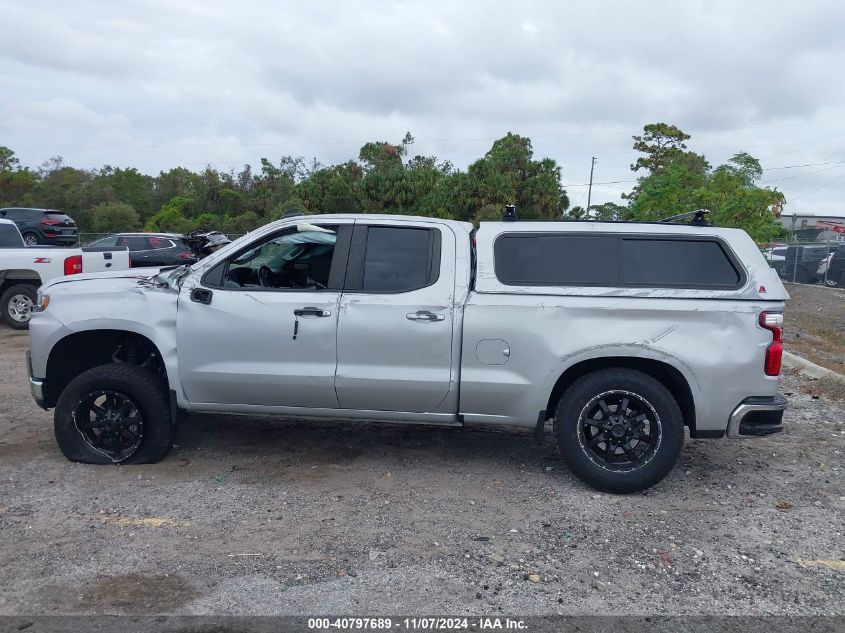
xmin=808 ymin=325 xmax=845 ymax=348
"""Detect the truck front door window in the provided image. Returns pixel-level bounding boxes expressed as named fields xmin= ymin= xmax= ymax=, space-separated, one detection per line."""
xmin=225 ymin=224 xmax=338 ymax=290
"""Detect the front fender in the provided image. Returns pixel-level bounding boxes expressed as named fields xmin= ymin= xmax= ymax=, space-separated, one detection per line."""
xmin=37 ymin=280 xmax=180 ymax=395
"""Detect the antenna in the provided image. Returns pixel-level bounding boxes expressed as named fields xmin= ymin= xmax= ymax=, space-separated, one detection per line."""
xmin=502 ymin=204 xmax=518 ymax=222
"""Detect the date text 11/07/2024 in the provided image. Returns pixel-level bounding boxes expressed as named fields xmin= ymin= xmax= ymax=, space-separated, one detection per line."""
xmin=307 ymin=618 xmax=529 ymax=630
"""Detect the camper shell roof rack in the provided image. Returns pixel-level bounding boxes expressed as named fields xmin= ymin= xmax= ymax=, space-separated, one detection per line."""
xmin=497 ymin=205 xmax=713 ymax=227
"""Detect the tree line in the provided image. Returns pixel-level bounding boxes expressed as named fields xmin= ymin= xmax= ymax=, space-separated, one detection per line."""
xmin=0 ymin=123 xmax=785 ymax=241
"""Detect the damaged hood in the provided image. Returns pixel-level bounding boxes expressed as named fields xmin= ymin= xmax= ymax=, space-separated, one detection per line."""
xmin=39 ymin=265 xmax=182 ymax=331
xmin=40 ymin=266 xmax=175 ymax=292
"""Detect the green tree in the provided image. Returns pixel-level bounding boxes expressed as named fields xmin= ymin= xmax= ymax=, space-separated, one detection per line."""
xmin=590 ymin=202 xmax=630 ymax=221
xmin=625 ymin=124 xmax=782 ymax=240
xmin=220 ymin=211 xmax=260 ymax=234
xmin=218 ymin=188 xmax=244 ymax=215
xmin=145 ymin=197 xmax=195 ymax=233
xmin=89 ymin=167 xmax=156 ymax=220
xmin=89 ymin=202 xmax=141 ymax=233
xmin=152 ymin=167 xmax=201 ymax=214
xmin=0 ymin=146 xmax=21 ymax=171
xmin=631 ymin=123 xmax=699 ymax=173
xmin=358 ymin=132 xmax=413 ymax=173
xmin=697 ymin=153 xmax=783 ymax=241
xmin=564 ymin=206 xmax=588 ymax=220
xmin=193 ymin=213 xmax=217 ymax=231
xmin=472 ymin=203 xmax=504 ymax=225
xmin=296 ymin=162 xmax=363 ymax=213
xmin=627 ymin=159 xmax=709 ymax=221
xmin=34 ymin=158 xmax=93 ymax=214
xmin=0 ymin=147 xmax=38 ymax=206
xmin=272 ymin=196 xmax=310 ymax=220
xmin=457 ymin=133 xmax=569 ymax=221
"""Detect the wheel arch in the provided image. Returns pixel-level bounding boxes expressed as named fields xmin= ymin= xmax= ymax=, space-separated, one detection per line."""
xmin=545 ymin=355 xmax=698 ymax=434
xmin=44 ymin=329 xmax=170 ymax=408
xmin=0 ymin=270 xmax=42 ymax=292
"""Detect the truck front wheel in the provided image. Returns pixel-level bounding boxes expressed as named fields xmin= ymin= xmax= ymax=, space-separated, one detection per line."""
xmin=54 ymin=363 xmax=175 ymax=464
xmin=1 ymin=284 xmax=37 ymax=330
xmin=554 ymin=368 xmax=683 ymax=493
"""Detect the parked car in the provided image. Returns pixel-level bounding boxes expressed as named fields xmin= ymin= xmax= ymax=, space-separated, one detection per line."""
xmin=0 ymin=207 xmax=78 ymax=246
xmin=88 ymin=233 xmax=198 ymax=267
xmin=762 ymin=245 xmax=786 ymax=264
xmin=0 ymin=219 xmax=129 ymax=329
xmin=28 ymin=214 xmax=788 ymax=492
xmin=823 ymin=244 xmax=845 ymax=287
xmin=88 ymin=231 xmax=231 ymax=267
xmin=774 ymin=245 xmax=830 ymax=284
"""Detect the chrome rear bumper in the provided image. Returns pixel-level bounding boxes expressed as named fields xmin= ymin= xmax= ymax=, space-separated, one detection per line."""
xmin=727 ymin=395 xmax=787 ymax=439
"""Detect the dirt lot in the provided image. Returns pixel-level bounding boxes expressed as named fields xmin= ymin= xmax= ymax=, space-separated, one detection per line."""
xmin=0 ymin=296 xmax=843 ymax=616
xmin=783 ymin=282 xmax=845 ymax=393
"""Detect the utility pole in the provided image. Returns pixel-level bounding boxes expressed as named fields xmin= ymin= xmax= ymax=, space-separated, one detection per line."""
xmin=586 ymin=156 xmax=597 ymax=218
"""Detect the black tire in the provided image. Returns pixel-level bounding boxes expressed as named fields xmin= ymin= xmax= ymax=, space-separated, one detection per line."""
xmin=1 ymin=284 xmax=37 ymax=330
xmin=54 ymin=363 xmax=175 ymax=464
xmin=553 ymin=368 xmax=683 ymax=493
xmin=21 ymin=231 xmax=40 ymax=246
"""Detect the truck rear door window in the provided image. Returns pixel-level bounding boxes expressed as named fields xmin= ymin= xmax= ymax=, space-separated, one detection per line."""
xmin=621 ymin=238 xmax=741 ymax=287
xmin=360 ymin=227 xmax=439 ymax=293
xmin=494 ymin=234 xmax=618 ymax=286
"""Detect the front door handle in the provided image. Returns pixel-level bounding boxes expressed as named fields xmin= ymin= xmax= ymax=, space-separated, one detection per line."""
xmin=294 ymin=306 xmax=331 ymax=317
xmin=406 ymin=311 xmax=445 ymax=322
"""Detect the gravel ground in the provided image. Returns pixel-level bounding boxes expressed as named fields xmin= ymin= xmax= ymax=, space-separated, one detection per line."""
xmin=783 ymin=282 xmax=845 ymax=384
xmin=0 ymin=325 xmax=843 ymax=617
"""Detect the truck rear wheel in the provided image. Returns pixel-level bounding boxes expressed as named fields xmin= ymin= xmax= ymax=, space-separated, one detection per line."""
xmin=54 ymin=363 xmax=175 ymax=464
xmin=554 ymin=368 xmax=683 ymax=493
xmin=1 ymin=284 xmax=37 ymax=330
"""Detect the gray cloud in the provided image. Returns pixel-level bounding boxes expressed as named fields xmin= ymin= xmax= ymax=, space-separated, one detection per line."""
xmin=0 ymin=0 xmax=843 ymax=215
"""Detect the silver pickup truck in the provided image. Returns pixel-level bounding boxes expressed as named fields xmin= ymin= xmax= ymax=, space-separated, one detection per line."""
xmin=26 ymin=213 xmax=789 ymax=492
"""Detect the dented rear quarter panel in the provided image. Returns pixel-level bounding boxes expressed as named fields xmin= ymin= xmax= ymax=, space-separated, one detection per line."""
xmin=459 ymin=294 xmax=783 ymax=432
xmin=460 ymin=221 xmax=788 ymax=432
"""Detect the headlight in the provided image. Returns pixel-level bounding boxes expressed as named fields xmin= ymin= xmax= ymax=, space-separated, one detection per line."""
xmin=34 ymin=292 xmax=50 ymax=312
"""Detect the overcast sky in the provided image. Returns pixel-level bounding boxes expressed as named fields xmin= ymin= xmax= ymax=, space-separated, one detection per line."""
xmin=1 ymin=0 xmax=844 ymax=216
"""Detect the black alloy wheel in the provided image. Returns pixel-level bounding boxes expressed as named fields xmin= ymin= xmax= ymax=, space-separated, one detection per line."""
xmin=73 ymin=390 xmax=145 ymax=462
xmin=577 ymin=390 xmax=662 ymax=472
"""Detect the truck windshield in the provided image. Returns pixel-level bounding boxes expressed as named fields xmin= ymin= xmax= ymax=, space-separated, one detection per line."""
xmin=0 ymin=224 xmax=25 ymax=247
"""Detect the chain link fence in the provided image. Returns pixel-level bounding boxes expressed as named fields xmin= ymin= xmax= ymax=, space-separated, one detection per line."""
xmin=761 ymin=239 xmax=845 ymax=288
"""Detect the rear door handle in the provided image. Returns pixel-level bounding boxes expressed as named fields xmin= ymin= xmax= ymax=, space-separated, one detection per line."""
xmin=294 ymin=307 xmax=331 ymax=317
xmin=406 ymin=311 xmax=445 ymax=322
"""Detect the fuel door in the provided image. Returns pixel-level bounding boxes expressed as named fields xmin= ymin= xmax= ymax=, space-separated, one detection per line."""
xmin=475 ymin=339 xmax=511 ymax=365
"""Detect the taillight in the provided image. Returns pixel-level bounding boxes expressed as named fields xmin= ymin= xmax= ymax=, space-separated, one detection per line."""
xmin=40 ymin=218 xmax=62 ymax=226
xmin=178 ymin=251 xmax=195 ymax=260
xmin=759 ymin=311 xmax=783 ymax=376
xmin=64 ymin=255 xmax=82 ymax=275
